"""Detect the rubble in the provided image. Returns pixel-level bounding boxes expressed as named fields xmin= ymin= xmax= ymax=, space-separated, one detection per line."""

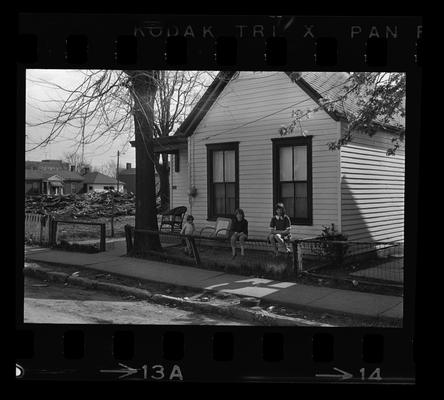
xmin=25 ymin=191 xmax=138 ymax=220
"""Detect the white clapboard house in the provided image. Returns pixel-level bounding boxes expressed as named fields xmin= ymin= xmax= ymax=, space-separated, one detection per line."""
xmin=149 ymin=71 xmax=405 ymax=242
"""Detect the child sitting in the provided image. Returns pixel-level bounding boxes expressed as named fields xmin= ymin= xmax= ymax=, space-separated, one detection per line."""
xmin=180 ymin=215 xmax=195 ymax=255
xmin=231 ymin=208 xmax=248 ymax=258
xmin=268 ymin=203 xmax=291 ymax=256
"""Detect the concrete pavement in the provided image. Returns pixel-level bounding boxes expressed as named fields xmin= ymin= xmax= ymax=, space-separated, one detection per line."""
xmin=24 ymin=242 xmax=403 ymax=322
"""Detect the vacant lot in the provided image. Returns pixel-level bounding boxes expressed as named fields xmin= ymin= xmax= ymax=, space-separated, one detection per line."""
xmin=57 ymin=215 xmax=135 ymax=240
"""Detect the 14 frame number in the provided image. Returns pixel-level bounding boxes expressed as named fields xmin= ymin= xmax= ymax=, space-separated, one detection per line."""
xmin=360 ymin=368 xmax=382 ymax=381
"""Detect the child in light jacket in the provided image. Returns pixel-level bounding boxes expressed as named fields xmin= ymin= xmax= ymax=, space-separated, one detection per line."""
xmin=180 ymin=215 xmax=195 ymax=255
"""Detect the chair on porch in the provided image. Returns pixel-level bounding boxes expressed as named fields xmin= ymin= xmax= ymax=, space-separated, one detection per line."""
xmin=199 ymin=217 xmax=233 ymax=239
xmin=159 ymin=206 xmax=187 ymax=233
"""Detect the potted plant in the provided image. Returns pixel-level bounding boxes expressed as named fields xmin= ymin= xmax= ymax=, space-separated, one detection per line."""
xmin=315 ymin=224 xmax=349 ymax=265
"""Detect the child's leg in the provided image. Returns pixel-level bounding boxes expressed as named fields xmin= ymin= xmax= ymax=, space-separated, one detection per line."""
xmin=230 ymin=233 xmax=237 ymax=256
xmin=239 ymin=233 xmax=247 ymax=255
xmin=187 ymin=239 xmax=194 ymax=257
xmin=268 ymin=234 xmax=279 ymax=254
xmin=284 ymin=237 xmax=291 ymax=252
xmin=275 ymin=234 xmax=287 ymax=254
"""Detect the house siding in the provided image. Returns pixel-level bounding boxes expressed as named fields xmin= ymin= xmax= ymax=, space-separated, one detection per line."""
xmin=85 ymin=183 xmax=125 ymax=193
xmin=119 ymin=174 xmax=136 ymax=194
xmin=63 ymin=181 xmax=83 ymax=194
xmin=340 ymin=124 xmax=405 ymax=242
xmin=171 ymin=147 xmax=191 ymax=212
xmin=171 ymin=71 xmax=341 ymax=239
xmin=25 ymin=180 xmax=42 ymax=195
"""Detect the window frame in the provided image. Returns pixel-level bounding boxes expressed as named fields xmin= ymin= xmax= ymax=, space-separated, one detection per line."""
xmin=206 ymin=142 xmax=239 ymax=221
xmin=272 ymin=136 xmax=313 ymax=225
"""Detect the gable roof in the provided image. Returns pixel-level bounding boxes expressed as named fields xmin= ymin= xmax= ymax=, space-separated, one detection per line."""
xmin=25 ymin=169 xmax=44 ymax=180
xmin=82 ymin=171 xmax=125 ymax=186
xmin=172 ymin=71 xmax=404 ymax=139
xmin=298 ymin=72 xmax=405 ymax=129
xmin=25 ymin=169 xmax=84 ymax=181
xmin=47 ymin=174 xmax=64 ymax=181
xmin=48 ymin=170 xmax=84 ymax=181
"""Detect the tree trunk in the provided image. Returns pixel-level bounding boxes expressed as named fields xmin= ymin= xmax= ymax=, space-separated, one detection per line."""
xmin=157 ymin=154 xmax=170 ymax=212
xmin=127 ymin=71 xmax=162 ymax=253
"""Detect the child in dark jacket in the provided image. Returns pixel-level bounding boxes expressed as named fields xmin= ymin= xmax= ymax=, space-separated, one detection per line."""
xmin=231 ymin=208 xmax=248 ymax=258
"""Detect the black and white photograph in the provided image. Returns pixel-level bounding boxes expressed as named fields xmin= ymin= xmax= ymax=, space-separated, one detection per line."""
xmin=24 ymin=69 xmax=405 ymax=327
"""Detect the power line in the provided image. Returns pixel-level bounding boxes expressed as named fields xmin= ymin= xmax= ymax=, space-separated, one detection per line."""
xmin=201 ymin=75 xmax=350 ymax=141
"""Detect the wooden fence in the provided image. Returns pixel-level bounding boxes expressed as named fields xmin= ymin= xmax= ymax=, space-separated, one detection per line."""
xmin=24 ymin=213 xmax=53 ymax=244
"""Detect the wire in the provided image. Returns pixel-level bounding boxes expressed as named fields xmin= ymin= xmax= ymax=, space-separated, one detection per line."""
xmin=201 ymin=74 xmax=351 ymax=141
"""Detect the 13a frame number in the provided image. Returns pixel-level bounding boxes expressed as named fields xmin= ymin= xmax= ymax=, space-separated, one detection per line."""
xmin=141 ymin=364 xmax=183 ymax=381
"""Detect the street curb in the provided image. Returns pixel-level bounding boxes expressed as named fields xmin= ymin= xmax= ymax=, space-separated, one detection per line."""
xmin=23 ymin=264 xmax=328 ymax=326
xmin=23 ymin=260 xmax=402 ymax=325
xmin=150 ymin=294 xmax=331 ymax=327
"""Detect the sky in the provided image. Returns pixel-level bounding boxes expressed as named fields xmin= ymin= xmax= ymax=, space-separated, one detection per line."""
xmin=26 ymin=69 xmax=136 ymax=169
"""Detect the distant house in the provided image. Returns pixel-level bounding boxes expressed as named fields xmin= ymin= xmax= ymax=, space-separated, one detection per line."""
xmin=148 ymin=71 xmax=405 ymax=242
xmin=118 ymin=163 xmax=137 ymax=194
xmin=118 ymin=163 xmax=160 ymax=195
xmin=24 ymin=160 xmax=125 ymax=195
xmin=81 ymin=171 xmax=126 ymax=193
xmin=25 ymin=168 xmax=84 ymax=195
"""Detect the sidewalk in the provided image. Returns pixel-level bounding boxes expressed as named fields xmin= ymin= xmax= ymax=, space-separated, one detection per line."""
xmin=24 ymin=241 xmax=403 ymax=321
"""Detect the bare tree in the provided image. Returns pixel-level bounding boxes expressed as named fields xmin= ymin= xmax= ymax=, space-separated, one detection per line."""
xmin=62 ymin=151 xmax=93 ymax=173
xmin=27 ymin=70 xmax=158 ymax=252
xmin=152 ymin=70 xmax=211 ymax=210
xmin=283 ymin=72 xmax=405 ymax=155
xmin=26 ymin=69 xmax=215 ymax=252
xmin=97 ymin=159 xmax=117 ymax=178
xmin=27 ymin=70 xmax=214 ymax=208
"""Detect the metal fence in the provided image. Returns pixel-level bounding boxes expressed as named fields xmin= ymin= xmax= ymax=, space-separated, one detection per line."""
xmin=125 ymin=226 xmax=296 ymax=280
xmin=296 ymin=239 xmax=404 ymax=286
xmin=52 ymin=219 xmax=106 ymax=252
xmin=124 ymin=226 xmax=404 ymax=287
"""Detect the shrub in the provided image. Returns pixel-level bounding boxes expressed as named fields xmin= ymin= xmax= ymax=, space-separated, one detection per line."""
xmin=314 ymin=225 xmax=349 ymax=265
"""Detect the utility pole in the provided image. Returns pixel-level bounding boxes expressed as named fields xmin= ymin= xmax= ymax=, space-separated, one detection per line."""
xmin=116 ymin=150 xmax=120 ymax=193
xmin=110 ymin=150 xmax=120 ymax=238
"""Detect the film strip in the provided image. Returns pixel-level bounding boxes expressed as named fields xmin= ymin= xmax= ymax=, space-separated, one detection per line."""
xmin=16 ymin=14 xmax=421 ymax=383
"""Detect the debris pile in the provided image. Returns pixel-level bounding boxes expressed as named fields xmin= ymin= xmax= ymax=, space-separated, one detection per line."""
xmin=25 ymin=192 xmax=137 ymax=219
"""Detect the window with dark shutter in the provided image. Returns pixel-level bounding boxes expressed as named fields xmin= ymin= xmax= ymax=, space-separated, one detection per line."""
xmin=207 ymin=143 xmax=239 ymax=220
xmin=273 ymin=137 xmax=312 ymax=225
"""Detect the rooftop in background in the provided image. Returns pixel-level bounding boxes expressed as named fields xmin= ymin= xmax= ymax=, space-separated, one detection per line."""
xmin=25 ymin=159 xmax=70 ymax=171
xmin=25 ymin=169 xmax=84 ymax=181
xmin=118 ymin=163 xmax=136 ymax=175
xmin=82 ymin=171 xmax=125 ymax=186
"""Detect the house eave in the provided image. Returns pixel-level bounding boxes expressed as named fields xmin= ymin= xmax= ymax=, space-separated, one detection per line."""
xmin=130 ymin=135 xmax=188 ymax=153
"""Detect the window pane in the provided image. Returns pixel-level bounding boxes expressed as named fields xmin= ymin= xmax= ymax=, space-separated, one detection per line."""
xmin=293 ymin=146 xmax=307 ymax=180
xmin=281 ymin=182 xmax=294 ymax=198
xmin=295 ymin=182 xmax=307 ymax=197
xmin=279 ymin=146 xmax=292 ymax=181
xmin=224 ymin=150 xmax=235 ymax=182
xmin=226 ymin=183 xmax=236 ymax=215
xmin=280 ymin=183 xmax=294 ymax=219
xmin=214 ymin=183 xmax=225 ymax=214
xmin=295 ymin=182 xmax=308 ymax=219
xmin=295 ymin=198 xmax=308 ymax=218
xmin=213 ymin=151 xmax=224 ymax=182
